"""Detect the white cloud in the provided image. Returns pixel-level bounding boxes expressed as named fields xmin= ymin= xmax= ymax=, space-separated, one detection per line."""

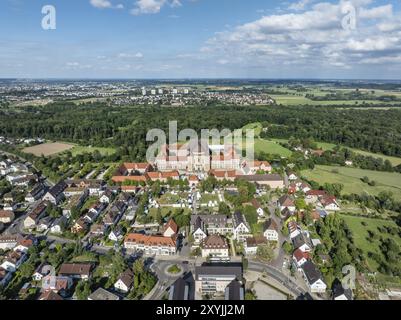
xmin=199 ymin=0 xmax=401 ymax=72
xmin=130 ymin=0 xmax=182 ymax=15
xmin=288 ymin=0 xmax=313 ymax=11
xmin=90 ymin=0 xmax=124 ymax=9
xmin=118 ymin=52 xmax=144 ymax=58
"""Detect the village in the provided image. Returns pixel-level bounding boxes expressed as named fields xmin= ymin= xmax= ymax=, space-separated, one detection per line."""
xmin=0 ymin=139 xmax=351 ymax=301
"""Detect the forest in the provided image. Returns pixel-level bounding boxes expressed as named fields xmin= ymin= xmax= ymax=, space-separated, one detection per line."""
xmin=1 ymin=101 xmax=401 ymax=162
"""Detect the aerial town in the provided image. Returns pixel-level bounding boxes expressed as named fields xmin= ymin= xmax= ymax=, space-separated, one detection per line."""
xmin=1 ymin=134 xmax=354 ymax=301
xmin=1 ymin=0 xmax=401 ymax=306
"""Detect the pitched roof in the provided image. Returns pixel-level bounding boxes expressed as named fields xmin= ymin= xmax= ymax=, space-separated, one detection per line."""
xmin=58 ymin=263 xmax=92 ymax=276
xmin=39 ymin=290 xmax=63 ymax=301
xmin=163 ymin=218 xmax=178 ymax=235
xmin=88 ymin=287 xmax=120 ymax=300
xmin=202 ymin=234 xmax=228 ymax=249
xmin=125 ymin=233 xmax=176 ymax=247
xmin=278 ymin=195 xmax=295 ymax=207
xmin=117 ymin=269 xmax=135 ymax=288
xmin=236 ymin=174 xmax=282 ymax=182
xmin=263 ymin=219 xmax=278 ymax=232
xmin=293 ymin=248 xmax=310 ymax=262
xmin=301 ymin=261 xmax=324 ymax=285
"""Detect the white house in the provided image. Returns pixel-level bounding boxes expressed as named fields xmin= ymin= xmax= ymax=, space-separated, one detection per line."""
xmin=293 ymin=248 xmax=309 ymax=268
xmin=162 ymin=219 xmax=178 ymax=238
xmin=114 ymin=269 xmax=134 ymax=293
xmin=108 ymin=227 xmax=124 ymax=242
xmin=1 ymin=250 xmax=27 ymax=272
xmin=263 ymin=219 xmax=279 ymax=241
xmin=287 ymin=221 xmax=301 ymax=239
xmin=201 ymin=234 xmax=229 ymax=260
xmin=301 ymin=261 xmax=327 ymax=293
xmin=251 ymin=199 xmax=264 ymax=217
xmin=232 ymin=211 xmax=251 ymax=241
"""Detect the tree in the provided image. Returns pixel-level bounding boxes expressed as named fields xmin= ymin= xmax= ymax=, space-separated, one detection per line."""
xmin=257 ymin=244 xmax=274 ymax=262
xmin=218 ymin=202 xmax=231 ymax=215
xmin=75 ymin=281 xmax=91 ymax=300
xmin=282 ymin=241 xmax=293 ymax=254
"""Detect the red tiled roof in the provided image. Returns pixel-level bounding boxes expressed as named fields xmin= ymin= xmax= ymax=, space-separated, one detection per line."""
xmin=163 ymin=218 xmax=178 ymax=235
xmin=125 ymin=233 xmax=176 ymax=247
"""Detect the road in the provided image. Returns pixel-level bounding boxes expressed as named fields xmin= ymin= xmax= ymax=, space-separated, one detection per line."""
xmin=141 ymin=255 xmax=308 ymax=300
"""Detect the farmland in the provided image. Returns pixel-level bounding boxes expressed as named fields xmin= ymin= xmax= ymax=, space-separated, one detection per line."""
xmin=22 ymin=142 xmax=74 ymax=156
xmin=69 ymin=145 xmax=116 ymax=157
xmin=301 ymin=165 xmax=401 ymax=198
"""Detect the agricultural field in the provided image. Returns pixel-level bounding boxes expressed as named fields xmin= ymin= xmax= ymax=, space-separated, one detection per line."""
xmin=22 ymin=142 xmax=74 ymax=156
xmin=301 ymin=165 xmax=401 ymax=198
xmin=339 ymin=214 xmax=401 ymax=273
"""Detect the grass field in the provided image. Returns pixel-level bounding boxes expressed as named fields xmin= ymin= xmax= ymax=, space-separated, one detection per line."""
xmin=70 ymin=145 xmax=116 ymax=156
xmin=149 ymin=207 xmax=190 ymax=218
xmin=242 ymin=122 xmax=263 ymax=137
xmin=272 ymin=95 xmax=397 ymax=106
xmin=314 ymin=142 xmax=401 ymax=166
xmin=301 ymin=165 xmax=401 ymax=198
xmin=253 ymin=138 xmax=292 ymax=157
xmin=339 ymin=214 xmax=401 ymax=272
xmin=22 ymin=142 xmax=74 ymax=156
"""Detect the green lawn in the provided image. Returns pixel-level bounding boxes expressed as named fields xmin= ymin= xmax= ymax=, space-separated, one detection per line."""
xmin=339 ymin=214 xmax=401 ymax=272
xmin=252 ymin=138 xmax=292 ymax=157
xmin=200 ymin=193 xmax=220 ymax=205
xmin=158 ymin=192 xmax=188 ymax=205
xmin=301 ymin=165 xmax=401 ymax=198
xmin=242 ymin=122 xmax=263 ymax=137
xmin=70 ymin=145 xmax=116 ymax=156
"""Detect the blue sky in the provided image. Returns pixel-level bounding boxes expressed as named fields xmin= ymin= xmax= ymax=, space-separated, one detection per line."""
xmin=0 ymin=0 xmax=400 ymax=78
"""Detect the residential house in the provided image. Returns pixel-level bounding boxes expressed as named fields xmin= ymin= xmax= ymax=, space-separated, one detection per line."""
xmin=90 ymin=223 xmax=108 ymax=237
xmin=88 ymin=287 xmax=120 ymax=300
xmin=293 ymin=248 xmax=310 ymax=268
xmin=14 ymin=235 xmax=36 ymax=253
xmin=58 ymin=263 xmax=92 ymax=280
xmin=43 ymin=181 xmax=67 ymax=205
xmin=37 ymin=216 xmax=54 ymax=233
xmin=62 ymin=190 xmax=89 ymax=218
xmin=38 ymin=290 xmax=64 ymax=301
xmin=332 ymin=282 xmax=353 ymax=300
xmin=65 ymin=179 xmax=105 ymax=196
xmin=305 ymin=190 xmax=327 ymax=204
xmin=232 ymin=211 xmax=251 ymax=241
xmin=99 ymin=189 xmax=114 ymax=204
xmin=0 ymin=210 xmax=15 ymax=224
xmin=300 ymin=261 xmax=327 ymax=293
xmin=1 ymin=250 xmax=27 ymax=272
xmin=84 ymin=201 xmax=107 ymax=223
xmin=25 ymin=183 xmax=46 ymax=203
xmin=287 ymin=171 xmax=298 ymax=181
xmin=244 ymin=236 xmax=267 ymax=255
xmin=124 ymin=233 xmax=177 ymax=255
xmin=209 ymin=170 xmax=237 ymax=182
xmin=319 ymin=195 xmax=340 ymax=211
xmin=162 ymin=218 xmax=178 ymax=237
xmin=0 ymin=234 xmax=19 ymax=250
xmin=114 ymin=269 xmax=134 ymax=293
xmin=32 ymin=262 xmax=51 ymax=282
xmin=190 ymin=214 xmax=232 ymax=239
xmin=50 ymin=216 xmax=68 ymax=234
xmin=108 ymin=226 xmax=124 ymax=242
xmin=292 ymin=233 xmax=312 ymax=253
xmin=263 ymin=219 xmax=279 ymax=241
xmin=23 ymin=201 xmax=48 ymax=230
xmin=195 ymin=263 xmax=243 ymax=295
xmin=71 ymin=218 xmax=89 ymax=234
xmin=277 ymin=195 xmax=296 ymax=213
xmin=288 ymin=221 xmax=301 ymax=239
xmin=0 ymin=267 xmax=12 ymax=287
xmin=201 ymin=234 xmax=229 ymax=260
xmin=251 ymin=198 xmax=264 ymax=217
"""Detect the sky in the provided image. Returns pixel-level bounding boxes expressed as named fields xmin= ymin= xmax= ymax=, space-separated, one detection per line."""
xmin=0 ymin=0 xmax=401 ymax=79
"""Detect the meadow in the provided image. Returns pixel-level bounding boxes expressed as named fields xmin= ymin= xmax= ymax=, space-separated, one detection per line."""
xmin=339 ymin=214 xmax=401 ymax=272
xmin=301 ymin=165 xmax=401 ymax=198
